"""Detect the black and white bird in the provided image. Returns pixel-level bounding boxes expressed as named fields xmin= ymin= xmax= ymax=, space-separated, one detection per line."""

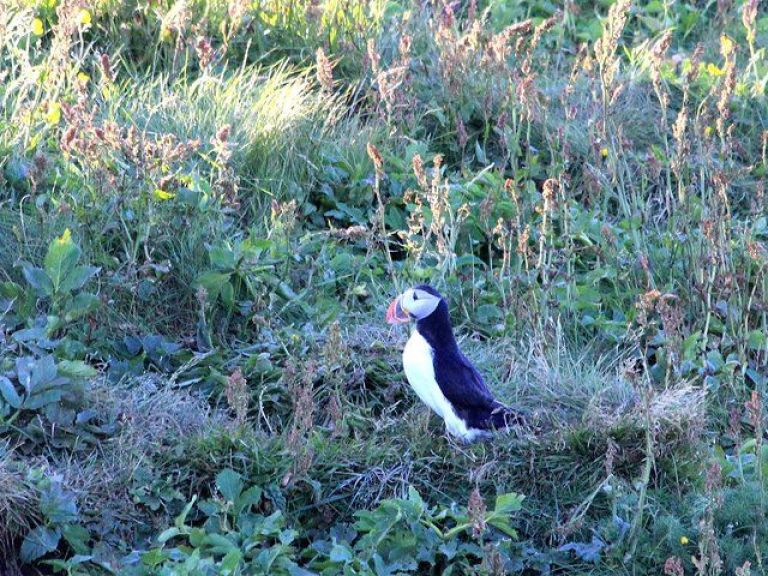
xmin=386 ymin=284 xmax=526 ymax=442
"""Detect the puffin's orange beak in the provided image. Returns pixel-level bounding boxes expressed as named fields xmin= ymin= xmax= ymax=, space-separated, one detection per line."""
xmin=385 ymin=296 xmax=410 ymax=324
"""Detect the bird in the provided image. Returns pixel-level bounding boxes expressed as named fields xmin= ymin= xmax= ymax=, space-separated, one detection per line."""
xmin=385 ymin=284 xmax=526 ymax=442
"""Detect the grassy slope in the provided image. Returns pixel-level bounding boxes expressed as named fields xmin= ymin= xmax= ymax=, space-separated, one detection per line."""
xmin=1 ymin=0 xmax=768 ymax=574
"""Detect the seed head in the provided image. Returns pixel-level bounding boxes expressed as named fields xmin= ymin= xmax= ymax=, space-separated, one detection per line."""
xmin=664 ymin=556 xmax=684 ymax=576
xmin=315 ymin=47 xmax=334 ymax=92
xmin=225 ymin=368 xmax=249 ymax=426
xmin=467 ymin=486 xmax=487 ymax=538
xmin=366 ymin=142 xmax=383 ymax=172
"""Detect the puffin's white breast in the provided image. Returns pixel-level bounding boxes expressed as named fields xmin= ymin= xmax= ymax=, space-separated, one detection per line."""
xmin=402 ymin=330 xmax=478 ymax=440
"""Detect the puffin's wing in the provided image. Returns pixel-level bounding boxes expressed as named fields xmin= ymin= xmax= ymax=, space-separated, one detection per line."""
xmin=433 ymin=350 xmax=496 ymax=412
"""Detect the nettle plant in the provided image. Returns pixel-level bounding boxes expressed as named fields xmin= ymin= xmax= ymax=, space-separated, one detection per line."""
xmin=0 ymin=230 xmax=103 ymax=439
xmin=21 ymin=471 xmax=89 ymax=565
xmin=5 ymin=229 xmax=100 ymax=356
xmin=132 ymin=469 xmax=525 ymax=575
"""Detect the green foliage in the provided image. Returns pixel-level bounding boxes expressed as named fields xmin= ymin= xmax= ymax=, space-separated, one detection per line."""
xmin=5 ymin=229 xmax=100 ymax=356
xmin=2 ymin=0 xmax=768 ymax=573
xmin=128 ymin=474 xmax=523 ymax=575
xmin=20 ymin=471 xmax=86 ymax=564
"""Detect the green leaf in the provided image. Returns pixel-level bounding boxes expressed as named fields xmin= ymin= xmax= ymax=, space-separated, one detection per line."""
xmin=141 ymin=548 xmax=170 ymax=567
xmin=174 ymin=496 xmax=197 ymax=528
xmin=20 ymin=526 xmax=61 ymax=562
xmin=40 ymin=482 xmax=78 ymax=523
xmin=57 ymin=360 xmax=98 ymax=379
xmin=196 ymin=272 xmax=231 ymax=302
xmin=221 ymin=280 xmax=235 ymax=308
xmin=157 ymin=527 xmax=182 ymax=544
xmin=203 ymin=532 xmax=238 ymax=554
xmin=474 ymin=140 xmax=488 ymax=164
xmin=24 ymin=390 xmax=63 ymax=410
xmin=235 ymin=485 xmax=262 ymax=516
xmin=59 ymin=265 xmax=100 ymax=293
xmin=487 ymin=516 xmax=519 ymax=539
xmin=0 ymin=376 xmax=22 ymax=409
xmin=0 ymin=280 xmax=24 ymax=300
xmin=329 ymin=543 xmax=353 ymax=563
xmin=21 ymin=263 xmax=53 ymax=298
xmin=220 ymin=549 xmax=243 ymax=573
xmin=20 ymin=355 xmax=59 ymax=394
xmin=61 ymin=524 xmax=91 ymax=555
xmin=63 ymin=293 xmax=100 ymax=322
xmin=209 ymin=245 xmax=238 ymax=271
xmin=153 ymin=189 xmax=176 ymax=201
xmin=494 ymin=493 xmax=524 ymax=515
xmin=216 ymin=469 xmax=243 ymax=502
xmin=748 ymin=330 xmax=766 ymax=351
xmin=45 ymin=229 xmax=81 ymax=293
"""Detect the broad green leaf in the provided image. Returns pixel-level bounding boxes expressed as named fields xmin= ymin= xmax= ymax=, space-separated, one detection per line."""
xmin=57 ymin=360 xmax=98 ymax=379
xmin=329 ymin=543 xmax=353 ymax=563
xmin=16 ymin=355 xmax=59 ymax=397
xmin=493 ymin=493 xmax=524 ymax=515
xmin=141 ymin=548 xmax=170 ymax=567
xmin=16 ymin=357 xmax=35 ymax=394
xmin=0 ymin=281 xmax=24 ymax=299
xmin=174 ymin=495 xmax=197 ymax=528
xmin=157 ymin=527 xmax=182 ymax=544
xmin=220 ymin=549 xmax=243 ymax=573
xmin=21 ymin=263 xmax=53 ymax=297
xmin=40 ymin=482 xmax=78 ymax=523
xmin=183 ymin=548 xmax=201 ymax=570
xmin=203 ymin=532 xmax=238 ymax=554
xmin=487 ymin=516 xmax=519 ymax=539
xmin=24 ymin=389 xmax=63 ymax=410
xmin=30 ymin=355 xmax=59 ymax=390
xmin=63 ymin=293 xmax=100 ymax=322
xmin=61 ymin=524 xmax=91 ymax=555
xmin=748 ymin=330 xmax=766 ymax=351
xmin=20 ymin=526 xmax=61 ymax=562
xmin=209 ymin=245 xmax=238 ymax=271
xmin=0 ymin=376 xmax=22 ymax=409
xmin=216 ymin=469 xmax=243 ymax=502
xmin=59 ymin=265 xmax=100 ymax=293
xmin=220 ymin=280 xmax=235 ymax=308
xmin=196 ymin=272 xmax=230 ymax=302
xmin=235 ymin=485 xmax=262 ymax=516
xmin=45 ymin=229 xmax=81 ymax=293
xmin=152 ymin=189 xmax=176 ymax=201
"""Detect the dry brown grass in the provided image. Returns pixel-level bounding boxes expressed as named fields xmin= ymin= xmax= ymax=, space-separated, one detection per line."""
xmin=0 ymin=444 xmax=39 ymax=559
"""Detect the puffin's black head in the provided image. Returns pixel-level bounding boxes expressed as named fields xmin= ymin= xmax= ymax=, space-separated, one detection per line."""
xmin=385 ymin=284 xmax=448 ymax=324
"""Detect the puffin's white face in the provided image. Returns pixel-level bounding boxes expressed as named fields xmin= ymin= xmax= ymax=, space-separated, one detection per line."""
xmin=385 ymin=287 xmax=441 ymax=324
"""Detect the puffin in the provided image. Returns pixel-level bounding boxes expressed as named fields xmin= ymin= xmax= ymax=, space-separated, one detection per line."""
xmin=385 ymin=284 xmax=526 ymax=442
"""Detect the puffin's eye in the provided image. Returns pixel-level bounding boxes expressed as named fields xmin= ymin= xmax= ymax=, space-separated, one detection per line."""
xmin=413 ymin=292 xmax=419 ymax=301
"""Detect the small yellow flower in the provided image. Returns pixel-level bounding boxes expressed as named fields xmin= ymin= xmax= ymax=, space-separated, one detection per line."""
xmin=55 ymin=229 xmax=72 ymax=245
xmin=706 ymin=63 xmax=724 ymax=77
xmin=32 ymin=18 xmax=45 ymax=36
xmin=704 ymin=126 xmax=714 ymax=138
xmin=77 ymin=9 xmax=91 ymax=26
xmin=77 ymin=71 xmax=90 ymax=83
xmin=159 ymin=27 xmax=173 ymax=43
xmin=680 ymin=536 xmax=689 ymax=545
xmin=101 ymin=83 xmax=115 ymax=99
xmin=46 ymin=101 xmax=61 ymax=125
xmin=720 ymin=35 xmax=734 ymax=58
xmin=600 ymin=147 xmax=609 ymax=158
xmin=153 ymin=189 xmax=176 ymax=201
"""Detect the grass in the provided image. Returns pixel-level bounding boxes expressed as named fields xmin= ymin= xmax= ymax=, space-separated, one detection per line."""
xmin=1 ymin=0 xmax=768 ymax=573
